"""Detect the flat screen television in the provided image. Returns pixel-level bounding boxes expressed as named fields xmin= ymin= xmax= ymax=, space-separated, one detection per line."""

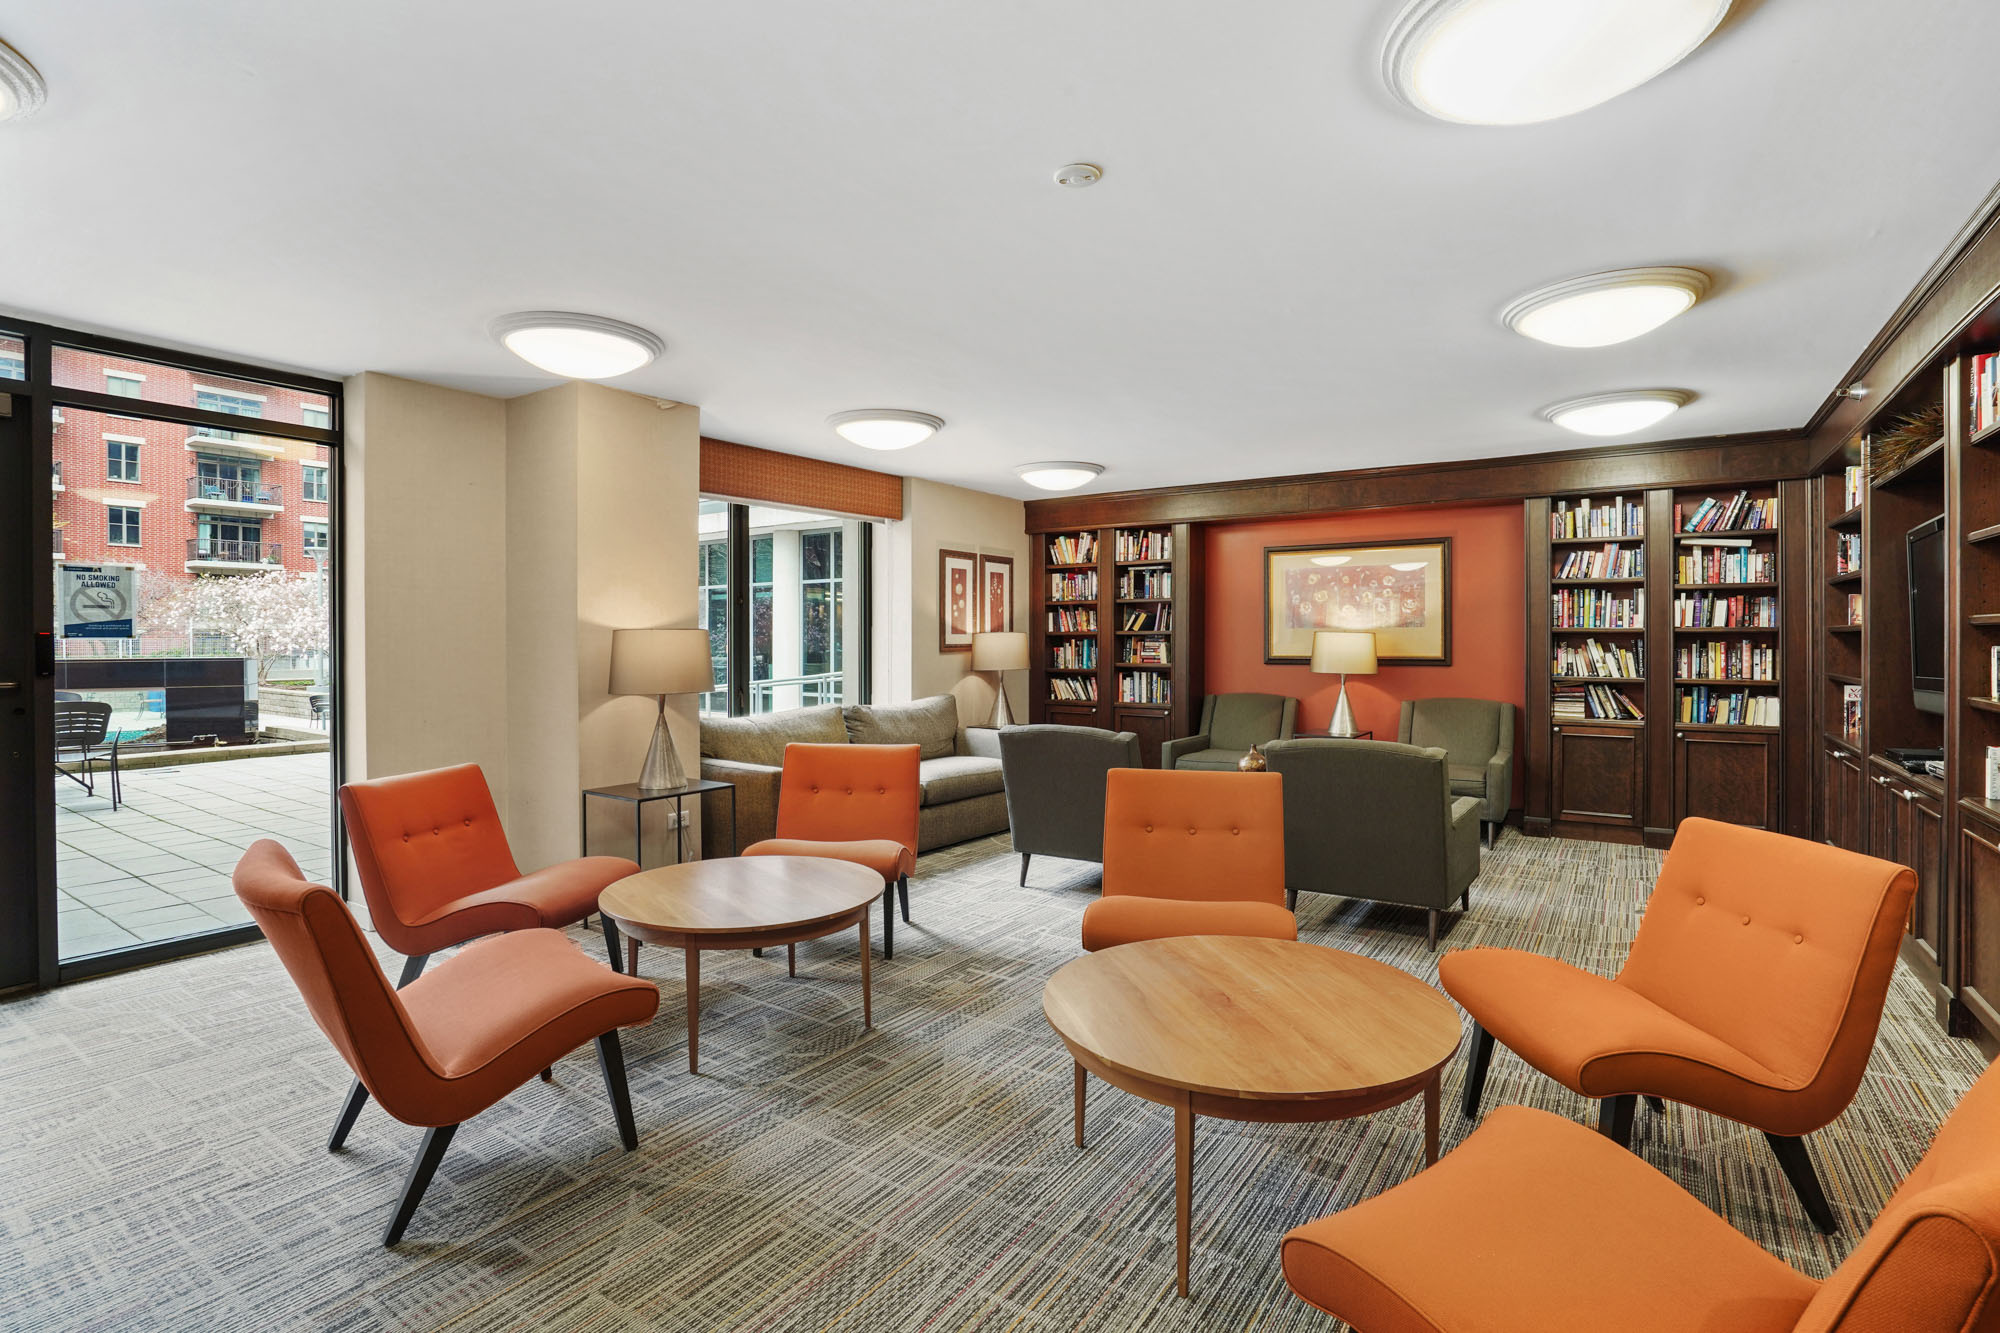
xmin=1908 ymin=515 xmax=1946 ymax=716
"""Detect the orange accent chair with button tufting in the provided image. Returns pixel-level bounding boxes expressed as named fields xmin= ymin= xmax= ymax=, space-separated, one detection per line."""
xmin=1442 ymin=817 xmax=1916 ymax=1235
xmin=739 ymin=742 xmax=921 ymax=958
xmin=1080 ymin=767 xmax=1294 ymax=951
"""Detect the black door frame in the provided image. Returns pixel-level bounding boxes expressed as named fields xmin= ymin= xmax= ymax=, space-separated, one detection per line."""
xmin=0 ymin=319 xmax=346 ymax=993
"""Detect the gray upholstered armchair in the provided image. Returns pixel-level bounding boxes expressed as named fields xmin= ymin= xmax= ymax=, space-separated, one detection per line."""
xmin=1398 ymin=697 xmax=1514 ymax=847
xmin=1161 ymin=693 xmax=1297 ymax=771
xmin=1263 ymin=738 xmax=1481 ymax=950
xmin=998 ymin=725 xmax=1142 ymax=886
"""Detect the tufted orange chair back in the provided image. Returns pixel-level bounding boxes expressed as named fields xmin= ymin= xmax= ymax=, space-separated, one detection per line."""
xmin=1101 ymin=768 xmax=1285 ymax=904
xmin=233 ymin=839 xmax=444 ymax=1124
xmin=339 ymin=764 xmax=523 ymax=955
xmin=1618 ymin=818 xmax=1914 ymax=1131
xmin=1796 ymin=1054 xmax=2000 ymax=1331
xmin=775 ymin=743 xmax=921 ymax=851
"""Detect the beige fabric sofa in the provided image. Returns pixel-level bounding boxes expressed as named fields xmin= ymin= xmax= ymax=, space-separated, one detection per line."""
xmin=700 ymin=695 xmax=1007 ymax=853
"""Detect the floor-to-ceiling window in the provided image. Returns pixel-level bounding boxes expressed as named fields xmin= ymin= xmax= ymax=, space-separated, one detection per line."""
xmin=0 ymin=322 xmax=342 ymax=990
xmin=698 ymin=497 xmax=871 ymax=717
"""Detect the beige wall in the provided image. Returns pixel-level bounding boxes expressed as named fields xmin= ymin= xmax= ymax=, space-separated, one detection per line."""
xmin=887 ymin=477 xmax=1030 ymax=726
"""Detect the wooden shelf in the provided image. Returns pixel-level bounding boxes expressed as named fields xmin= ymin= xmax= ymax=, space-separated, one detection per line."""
xmin=1828 ymin=505 xmax=1863 ymax=528
xmin=1968 ymin=523 xmax=2000 ymax=546
xmin=1673 ymin=723 xmax=1781 ymax=734
xmin=1972 ymin=418 xmax=2000 ymax=448
xmin=1550 ymin=534 xmax=1643 ymax=545
xmin=1553 ymin=578 xmax=1644 ymax=586
xmin=1829 ymin=624 xmax=1863 ymax=633
xmin=1114 ymin=560 xmax=1171 ymax=567
xmin=1674 ymin=582 xmax=1778 ymax=590
xmin=1871 ymin=437 xmax=1947 ymax=489
xmin=1828 ymin=672 xmax=1862 ymax=686
xmin=1823 ymin=732 xmax=1860 ymax=756
xmin=1968 ymin=696 xmax=2000 ymax=715
xmin=1828 ymin=571 xmax=1863 ymax=584
xmin=1045 ymin=562 xmax=1097 ymax=571
xmin=1552 ymin=625 xmax=1647 ymax=633
xmin=1114 ymin=597 xmax=1171 ymax=604
xmin=1673 ymin=625 xmax=1778 ymax=633
xmin=1674 ymin=528 xmax=1780 ymax=539
xmin=1551 ymin=717 xmax=1645 ymax=729
xmin=1047 ymin=599 xmax=1096 ymax=606
xmin=1552 ymin=675 xmax=1644 ymax=683
xmin=1046 ymin=667 xmax=1096 ymax=674
xmin=1046 ymin=629 xmax=1095 ymax=637
xmin=1970 ymin=613 xmax=2000 ymax=627
xmin=1676 ymin=678 xmax=1779 ymax=685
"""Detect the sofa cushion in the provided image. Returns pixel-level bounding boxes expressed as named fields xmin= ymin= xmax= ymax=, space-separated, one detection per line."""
xmin=845 ymin=695 xmax=959 ymax=759
xmin=1173 ymin=748 xmax=1248 ymax=772
xmin=700 ymin=705 xmax=848 ymax=768
xmin=918 ymin=755 xmax=1004 ymax=807
xmin=1210 ymin=694 xmax=1289 ymax=751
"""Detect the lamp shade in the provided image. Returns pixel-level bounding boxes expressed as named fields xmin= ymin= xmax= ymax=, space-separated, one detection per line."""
xmin=609 ymin=628 xmax=714 ymax=696
xmin=971 ymin=631 xmax=1030 ymax=671
xmin=1309 ymin=630 xmax=1378 ymax=676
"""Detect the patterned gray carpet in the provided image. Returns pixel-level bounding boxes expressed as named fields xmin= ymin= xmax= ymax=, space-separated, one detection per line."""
xmin=1 ymin=830 xmax=1988 ymax=1332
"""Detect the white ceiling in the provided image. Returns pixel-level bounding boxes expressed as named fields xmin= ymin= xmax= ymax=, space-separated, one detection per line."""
xmin=4 ymin=1 xmax=1999 ymax=499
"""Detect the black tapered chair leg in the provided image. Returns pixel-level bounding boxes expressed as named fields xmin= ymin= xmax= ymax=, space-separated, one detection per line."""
xmin=1643 ymin=1094 xmax=1667 ymax=1115
xmin=1426 ymin=908 xmax=1440 ymax=951
xmin=1019 ymin=853 xmax=1031 ymax=887
xmin=897 ymin=873 xmax=911 ymax=924
xmin=1766 ymin=1133 xmax=1837 ymax=1234
xmin=598 ymin=1030 xmax=639 ymax=1151
xmin=1460 ymin=1022 xmax=1495 ymax=1120
xmin=1286 ymin=886 xmax=1298 ymax=912
xmin=881 ymin=882 xmax=895 ymax=959
xmin=397 ymin=952 xmax=430 ymax=987
xmin=328 ymin=1081 xmax=370 ymax=1151
xmin=1598 ymin=1093 xmax=1638 ymax=1148
xmin=601 ymin=915 xmax=624 ymax=974
xmin=383 ymin=1123 xmax=458 ymax=1247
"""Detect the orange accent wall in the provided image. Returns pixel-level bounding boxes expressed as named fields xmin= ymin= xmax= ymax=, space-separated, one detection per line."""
xmin=1202 ymin=502 xmax=1526 ymax=805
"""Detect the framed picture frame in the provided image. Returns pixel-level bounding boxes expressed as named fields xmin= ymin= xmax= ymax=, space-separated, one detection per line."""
xmin=1263 ymin=537 xmax=1452 ymax=665
xmin=939 ymin=548 xmax=978 ymax=653
xmin=977 ymin=553 xmax=1015 ymax=634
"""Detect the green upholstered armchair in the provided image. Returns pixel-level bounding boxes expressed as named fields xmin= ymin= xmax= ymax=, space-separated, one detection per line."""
xmin=1398 ymin=697 xmax=1514 ymax=847
xmin=1263 ymin=738 xmax=1481 ymax=950
xmin=997 ymin=724 xmax=1142 ymax=886
xmin=1161 ymin=693 xmax=1297 ymax=771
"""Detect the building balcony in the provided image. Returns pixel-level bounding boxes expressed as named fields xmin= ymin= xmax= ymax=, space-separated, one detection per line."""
xmin=53 ymin=527 xmax=65 ymax=560
xmin=186 ymin=538 xmax=283 ymax=572
xmin=184 ymin=433 xmax=285 ymax=460
xmin=52 ymin=460 xmax=64 ymax=491
xmin=185 ymin=476 xmax=283 ymax=514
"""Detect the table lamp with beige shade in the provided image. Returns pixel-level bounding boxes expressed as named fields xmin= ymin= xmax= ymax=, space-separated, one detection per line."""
xmin=610 ymin=627 xmax=715 ymax=792
xmin=1310 ymin=630 xmax=1378 ymax=739
xmin=971 ymin=631 xmax=1029 ymax=728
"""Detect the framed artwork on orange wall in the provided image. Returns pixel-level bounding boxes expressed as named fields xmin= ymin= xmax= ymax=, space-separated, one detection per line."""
xmin=1264 ymin=537 xmax=1451 ymax=665
xmin=977 ymin=553 xmax=1014 ymax=634
xmin=940 ymin=548 xmax=978 ymax=652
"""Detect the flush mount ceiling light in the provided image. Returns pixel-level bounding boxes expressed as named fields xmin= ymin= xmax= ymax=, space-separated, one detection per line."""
xmin=491 ymin=312 xmax=664 ymax=380
xmin=1382 ymin=0 xmax=1731 ymax=125
xmin=0 ymin=38 xmax=47 ymax=121
xmin=1054 ymin=163 xmax=1103 ymax=188
xmin=1015 ymin=461 xmax=1104 ymax=491
xmin=1502 ymin=267 xmax=1710 ymax=348
xmin=827 ymin=409 xmax=944 ymax=450
xmin=1542 ymin=389 xmax=1692 ymax=437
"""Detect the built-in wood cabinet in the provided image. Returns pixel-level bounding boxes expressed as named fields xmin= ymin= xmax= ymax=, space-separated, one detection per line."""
xmin=1550 ymin=724 xmax=1646 ymax=828
xmin=1675 ymin=726 xmax=1781 ymax=829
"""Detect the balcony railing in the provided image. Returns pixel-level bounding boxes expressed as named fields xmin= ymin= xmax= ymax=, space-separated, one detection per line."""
xmin=52 ymin=460 xmax=63 ymax=489
xmin=186 ymin=538 xmax=282 ymax=566
xmin=187 ymin=476 xmax=283 ymax=507
xmin=750 ymin=671 xmax=846 ymax=711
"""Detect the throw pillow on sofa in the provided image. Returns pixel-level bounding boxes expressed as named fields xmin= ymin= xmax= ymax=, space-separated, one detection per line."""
xmin=844 ymin=695 xmax=958 ymax=759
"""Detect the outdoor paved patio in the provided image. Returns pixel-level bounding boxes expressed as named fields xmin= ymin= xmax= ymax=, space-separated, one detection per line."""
xmin=57 ymin=751 xmax=334 ymax=959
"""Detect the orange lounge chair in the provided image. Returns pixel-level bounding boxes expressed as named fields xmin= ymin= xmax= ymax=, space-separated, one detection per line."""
xmin=1443 ymin=817 xmax=1915 ymax=1233
xmin=1081 ymin=767 xmax=1295 ymax=951
xmin=233 ymin=841 xmax=659 ymax=1246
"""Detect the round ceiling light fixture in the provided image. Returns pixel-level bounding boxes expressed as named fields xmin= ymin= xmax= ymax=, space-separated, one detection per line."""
xmin=1015 ymin=461 xmax=1104 ymax=492
xmin=0 ymin=38 xmax=48 ymax=121
xmin=491 ymin=312 xmax=663 ymax=380
xmin=827 ymin=409 xmax=944 ymax=451
xmin=1054 ymin=163 xmax=1103 ymax=188
xmin=1502 ymin=267 xmax=1710 ymax=348
xmin=1542 ymin=389 xmax=1692 ymax=437
xmin=1382 ymin=0 xmax=1732 ymax=126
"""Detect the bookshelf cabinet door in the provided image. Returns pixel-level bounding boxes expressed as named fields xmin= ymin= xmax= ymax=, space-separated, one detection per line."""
xmin=1822 ymin=750 xmax=1865 ymax=852
xmin=1957 ymin=821 xmax=2000 ymax=1045
xmin=1905 ymin=791 xmax=1945 ymax=973
xmin=1551 ymin=726 xmax=1644 ymax=827
xmin=1047 ymin=705 xmax=1103 ymax=730
xmin=1112 ymin=708 xmax=1171 ymax=769
xmin=1674 ymin=731 xmax=1779 ymax=830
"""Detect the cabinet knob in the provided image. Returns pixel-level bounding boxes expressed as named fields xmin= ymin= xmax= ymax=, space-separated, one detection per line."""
xmin=1676 ymin=732 xmax=1684 ymax=739
xmin=1902 ymin=789 xmax=1915 ymax=802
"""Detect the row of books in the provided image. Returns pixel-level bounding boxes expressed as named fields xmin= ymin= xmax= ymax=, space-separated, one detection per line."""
xmin=1555 ymin=545 xmax=1643 ymax=580
xmin=1048 ymin=571 xmax=1097 ymax=602
xmin=1972 ymin=351 xmax=2000 ymax=437
xmin=1835 ymin=531 xmax=1862 ymax=575
xmin=1845 ymin=593 xmax=1863 ymax=626
xmin=1841 ymin=684 xmax=1862 ymax=743
xmin=1118 ymin=670 xmax=1171 ymax=705
xmin=1550 ymin=496 xmax=1642 ymax=540
xmin=1677 ymin=492 xmax=1777 ymax=532
xmin=1114 ymin=530 xmax=1172 ymax=562
xmin=1677 ymin=688 xmax=1780 ymax=726
xmin=1047 ymin=534 xmax=1097 ymax=565
xmin=1119 ymin=637 xmax=1171 ymax=666
xmin=1553 ymin=638 xmax=1643 ymax=679
xmin=1048 ymin=608 xmax=1097 ymax=633
xmin=1118 ymin=569 xmax=1172 ymax=599
xmin=1049 ymin=642 xmax=1096 ymax=670
xmin=1552 ymin=588 xmax=1644 ymax=628
xmin=1840 ymin=465 xmax=1865 ymax=514
xmin=1676 ymin=549 xmax=1776 ymax=584
xmin=1554 ymin=682 xmax=1644 ymax=721
xmin=1050 ymin=677 xmax=1099 ymax=703
xmin=1121 ymin=608 xmax=1171 ymax=631
xmin=1675 ymin=640 xmax=1777 ymax=681
xmin=1673 ymin=593 xmax=1778 ymax=628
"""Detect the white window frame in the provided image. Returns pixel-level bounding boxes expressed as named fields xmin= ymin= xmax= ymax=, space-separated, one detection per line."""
xmin=301 ymin=520 xmax=330 ymax=560
xmin=301 ymin=405 xmax=332 ymax=429
xmin=103 ymin=370 xmax=147 ymax=398
xmin=104 ymin=433 xmax=144 ymax=483
xmin=300 ymin=462 xmax=329 ymax=502
xmin=106 ymin=504 xmax=142 ymax=547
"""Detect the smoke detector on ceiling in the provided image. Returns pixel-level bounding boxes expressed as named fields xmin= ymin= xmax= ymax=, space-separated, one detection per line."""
xmin=1054 ymin=163 xmax=1102 ymax=188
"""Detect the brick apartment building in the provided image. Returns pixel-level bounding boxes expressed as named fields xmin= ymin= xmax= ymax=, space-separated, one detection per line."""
xmin=49 ymin=350 xmax=332 ymax=599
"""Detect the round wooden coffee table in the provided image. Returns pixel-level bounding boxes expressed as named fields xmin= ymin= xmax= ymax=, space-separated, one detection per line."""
xmin=1042 ymin=935 xmax=1462 ymax=1297
xmin=598 ymin=856 xmax=881 ymax=1073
